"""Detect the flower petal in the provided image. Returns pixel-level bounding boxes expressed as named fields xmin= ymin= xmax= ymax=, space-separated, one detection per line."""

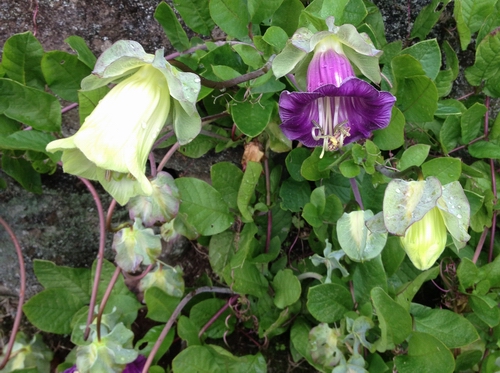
xmin=279 ymin=78 xmax=395 ymax=147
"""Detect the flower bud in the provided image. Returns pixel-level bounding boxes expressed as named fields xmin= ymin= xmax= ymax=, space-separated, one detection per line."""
xmin=400 ymin=206 xmax=447 ymax=270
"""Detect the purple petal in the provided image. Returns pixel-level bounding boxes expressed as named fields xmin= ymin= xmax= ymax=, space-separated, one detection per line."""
xmin=124 ymin=355 xmax=147 ymax=373
xmin=279 ymin=78 xmax=396 ymax=147
xmin=307 ymin=48 xmax=355 ymax=90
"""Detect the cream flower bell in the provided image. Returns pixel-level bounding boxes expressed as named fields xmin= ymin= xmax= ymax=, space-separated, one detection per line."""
xmin=46 ymin=41 xmax=201 ymax=205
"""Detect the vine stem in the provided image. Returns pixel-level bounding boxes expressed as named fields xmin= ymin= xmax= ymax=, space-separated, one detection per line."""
xmin=170 ymin=58 xmax=273 ymax=90
xmin=157 ymin=142 xmax=180 ymax=174
xmin=95 ymin=266 xmax=122 ymax=341
xmin=105 ymin=199 xmax=118 ymax=232
xmin=77 ymin=177 xmax=107 ymax=341
xmin=164 ymin=41 xmax=258 ymax=61
xmin=198 ymin=295 xmax=238 ymax=338
xmin=484 ymin=96 xmax=498 ymax=263
xmin=472 ymin=228 xmax=488 ymax=264
xmin=0 ymin=217 xmax=26 ymax=370
xmin=61 ymin=102 xmax=78 ymax=114
xmin=142 ymin=286 xmax=236 ymax=373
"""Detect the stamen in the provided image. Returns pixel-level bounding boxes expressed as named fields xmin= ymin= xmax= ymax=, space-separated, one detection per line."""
xmin=310 ymin=97 xmax=351 ymax=158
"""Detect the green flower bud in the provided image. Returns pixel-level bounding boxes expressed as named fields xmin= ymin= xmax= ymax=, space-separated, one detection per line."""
xmin=400 ymin=206 xmax=448 ymax=270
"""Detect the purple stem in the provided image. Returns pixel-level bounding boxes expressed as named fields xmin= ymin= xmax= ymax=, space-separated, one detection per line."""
xmin=77 ymin=177 xmax=107 ymax=341
xmin=142 ymin=287 xmax=236 ymax=373
xmin=472 ymin=228 xmax=489 ymax=264
xmin=349 ymin=178 xmax=364 ymax=210
xmin=157 ymin=142 xmax=180 ymax=174
xmin=149 ymin=152 xmax=157 ymax=177
xmin=96 ymin=266 xmax=121 ymax=341
xmin=484 ymin=96 xmax=497 ymax=263
xmin=448 ymin=135 xmax=485 ymax=154
xmin=198 ymin=296 xmax=238 ymax=338
xmin=165 ymin=41 xmax=257 ymax=60
xmin=61 ymin=102 xmax=79 ymax=114
xmin=488 ymin=174 xmax=497 ymax=263
xmin=0 ymin=217 xmax=26 ymax=370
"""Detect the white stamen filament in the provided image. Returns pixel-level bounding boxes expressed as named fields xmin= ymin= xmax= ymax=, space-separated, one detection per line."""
xmin=310 ymin=97 xmax=349 ymax=158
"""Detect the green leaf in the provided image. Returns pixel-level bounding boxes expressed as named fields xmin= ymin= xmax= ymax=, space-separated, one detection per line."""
xmin=223 ymin=261 xmax=268 ymax=297
xmin=1 ymin=32 xmax=45 ymax=90
xmin=172 ymin=345 xmax=267 ymax=373
xmin=65 ymin=35 xmax=97 ymax=69
xmin=211 ymin=161 xmax=244 ymax=210
xmin=248 ymin=0 xmax=284 ymax=24
xmin=176 ymin=177 xmax=234 ymax=235
xmin=41 ymin=51 xmax=91 ymax=102
xmin=271 ymin=0 xmax=304 ymax=36
xmin=290 ymin=318 xmax=324 ymax=371
xmin=372 ymin=106 xmax=405 ymax=151
xmin=178 ymin=315 xmax=201 ymax=346
xmin=307 ymin=283 xmax=354 ymax=323
xmin=400 ymin=39 xmax=441 ymax=80
xmin=0 ymin=130 xmax=58 ymax=161
xmin=411 ymin=0 xmax=452 ymax=40
xmin=352 ymin=255 xmax=388 ymax=305
xmin=285 ymin=147 xmax=311 ymax=181
xmin=23 ymin=288 xmax=86 ymax=334
xmin=435 ymin=69 xmax=454 ymax=97
xmin=398 ymin=144 xmax=430 ymax=170
xmin=237 ymin=161 xmax=263 ymax=222
xmin=279 ymin=178 xmax=311 ymax=212
xmin=0 ymin=78 xmax=61 ymax=131
xmin=340 ymin=0 xmax=368 ymax=26
xmin=371 ymin=287 xmax=412 ymax=352
xmin=468 ymin=140 xmax=500 ymax=159
xmin=396 ymin=267 xmax=439 ymax=310
xmin=461 ymin=102 xmax=487 ymax=144
xmin=190 ymin=298 xmax=235 ymax=339
xmin=395 ymin=76 xmax=438 ymax=123
xmin=262 ymin=26 xmax=288 ymax=50
xmin=454 ymin=0 xmax=496 ymax=50
xmin=339 ymin=159 xmax=361 ymax=178
xmin=209 ymin=0 xmax=250 ymax=40
xmin=232 ymin=44 xmax=264 ymax=70
xmin=33 ymin=260 xmax=90 ymax=301
xmin=465 ymin=17 xmax=500 ymax=86
xmin=302 ymin=186 xmax=326 ymax=228
xmin=442 ymin=41 xmax=459 ymax=79
xmin=301 ymin=147 xmax=330 ymax=181
xmin=469 ymin=294 xmax=500 ymax=327
xmin=231 ymin=97 xmax=274 ymax=137
xmin=173 ymin=0 xmax=214 ymax=35
xmin=93 ymin=259 xmax=133 ymax=300
xmin=155 ymin=2 xmax=191 ymax=52
xmin=422 ymin=157 xmax=462 ymax=184
xmin=2 ymin=154 xmax=42 ymax=193
xmin=209 ymin=231 xmax=236 ymax=278
xmin=394 ymin=332 xmax=455 ymax=373
xmin=136 ymin=325 xmax=175 ymax=364
xmin=144 ymin=287 xmax=181 ymax=323
xmin=272 ymin=269 xmax=301 ymax=309
xmin=440 ymin=115 xmax=461 ymax=154
xmin=411 ymin=304 xmax=479 ymax=348
xmin=392 ymin=54 xmax=426 ymax=79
